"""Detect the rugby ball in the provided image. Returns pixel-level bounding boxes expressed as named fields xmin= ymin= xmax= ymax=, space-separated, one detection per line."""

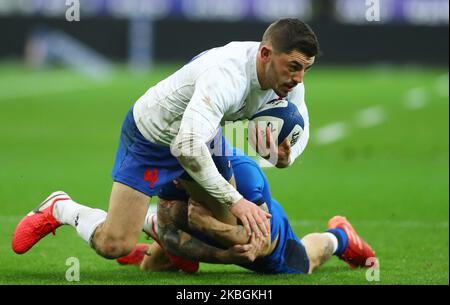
xmin=249 ymin=99 xmax=304 ymax=147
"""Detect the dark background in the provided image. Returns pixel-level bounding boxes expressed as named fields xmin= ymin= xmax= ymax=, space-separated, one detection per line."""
xmin=0 ymin=0 xmax=448 ymax=65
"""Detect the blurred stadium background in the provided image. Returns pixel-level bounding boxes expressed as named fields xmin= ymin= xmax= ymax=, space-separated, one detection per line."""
xmin=0 ymin=0 xmax=448 ymax=284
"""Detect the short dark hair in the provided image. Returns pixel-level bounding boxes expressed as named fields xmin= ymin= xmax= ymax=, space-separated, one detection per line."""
xmin=261 ymin=18 xmax=320 ymax=57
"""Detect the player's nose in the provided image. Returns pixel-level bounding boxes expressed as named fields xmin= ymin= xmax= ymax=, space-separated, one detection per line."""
xmin=292 ymin=70 xmax=304 ymax=84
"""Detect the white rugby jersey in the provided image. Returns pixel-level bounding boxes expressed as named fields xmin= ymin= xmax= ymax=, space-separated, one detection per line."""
xmin=133 ymin=41 xmax=310 ymax=206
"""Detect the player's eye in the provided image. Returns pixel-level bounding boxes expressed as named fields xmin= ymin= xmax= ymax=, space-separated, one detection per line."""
xmin=289 ymin=65 xmax=300 ymax=72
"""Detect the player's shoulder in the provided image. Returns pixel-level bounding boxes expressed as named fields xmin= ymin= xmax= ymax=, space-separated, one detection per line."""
xmin=200 ymin=41 xmax=258 ymax=73
xmin=192 ymin=41 xmax=256 ymax=64
xmin=194 ymin=43 xmax=255 ymax=91
xmin=221 ymin=41 xmax=260 ymax=57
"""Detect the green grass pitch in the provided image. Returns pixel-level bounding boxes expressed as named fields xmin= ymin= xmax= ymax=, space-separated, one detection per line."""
xmin=0 ymin=62 xmax=448 ymax=284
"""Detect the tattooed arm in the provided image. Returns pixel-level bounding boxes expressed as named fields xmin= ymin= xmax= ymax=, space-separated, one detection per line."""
xmin=157 ymin=199 xmax=261 ymax=264
xmin=187 ymin=200 xmax=274 ymax=256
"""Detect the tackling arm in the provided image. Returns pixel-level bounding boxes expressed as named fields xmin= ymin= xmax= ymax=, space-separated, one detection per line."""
xmin=187 ymin=200 xmax=273 ymax=256
xmin=157 ymin=199 xmax=261 ymax=265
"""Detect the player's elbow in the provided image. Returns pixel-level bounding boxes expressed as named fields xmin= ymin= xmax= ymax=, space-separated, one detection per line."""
xmin=171 ymin=132 xmax=206 ymax=173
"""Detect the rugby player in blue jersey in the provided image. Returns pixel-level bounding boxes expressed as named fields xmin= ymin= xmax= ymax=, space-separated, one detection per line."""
xmin=119 ymin=147 xmax=376 ymax=274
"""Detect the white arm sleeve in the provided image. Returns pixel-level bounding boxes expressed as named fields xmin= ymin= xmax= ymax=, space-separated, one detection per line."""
xmin=171 ymin=67 xmax=245 ymax=207
xmin=288 ymin=85 xmax=310 ymax=165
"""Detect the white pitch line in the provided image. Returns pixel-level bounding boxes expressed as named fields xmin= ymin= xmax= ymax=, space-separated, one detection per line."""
xmin=314 ymin=122 xmax=348 ymax=145
xmin=355 ymin=106 xmax=386 ymax=128
xmin=403 ymin=87 xmax=428 ymax=110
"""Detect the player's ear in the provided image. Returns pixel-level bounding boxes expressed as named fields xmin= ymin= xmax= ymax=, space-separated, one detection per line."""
xmin=260 ymin=46 xmax=272 ymax=63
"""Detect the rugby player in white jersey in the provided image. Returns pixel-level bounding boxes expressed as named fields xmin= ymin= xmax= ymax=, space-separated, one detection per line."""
xmin=12 ymin=19 xmax=319 ymax=261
